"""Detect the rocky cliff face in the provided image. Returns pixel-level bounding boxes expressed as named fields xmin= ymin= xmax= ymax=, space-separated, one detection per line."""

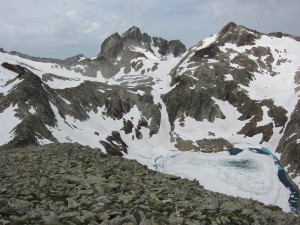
xmin=1 ymin=22 xmax=300 ymax=213
xmin=97 ymin=26 xmax=186 ymax=77
xmin=0 ymin=61 xmax=161 ymax=154
xmin=276 ymin=99 xmax=300 ymax=172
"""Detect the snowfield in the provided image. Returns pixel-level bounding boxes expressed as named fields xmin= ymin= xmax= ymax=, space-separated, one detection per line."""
xmin=1 ymin=28 xmax=300 ymax=213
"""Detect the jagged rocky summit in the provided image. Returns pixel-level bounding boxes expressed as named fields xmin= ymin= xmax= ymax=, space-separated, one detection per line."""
xmin=1 ymin=22 xmax=300 ymax=214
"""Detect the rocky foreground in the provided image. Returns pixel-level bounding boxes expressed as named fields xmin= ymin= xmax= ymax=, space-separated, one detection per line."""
xmin=0 ymin=143 xmax=299 ymax=225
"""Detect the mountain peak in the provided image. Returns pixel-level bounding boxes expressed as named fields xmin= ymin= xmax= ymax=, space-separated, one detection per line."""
xmin=126 ymin=26 xmax=141 ymax=33
xmin=220 ymin=22 xmax=237 ymax=32
xmin=100 ymin=32 xmax=124 ymax=58
xmin=121 ymin=26 xmax=143 ymax=42
xmin=217 ymin=22 xmax=261 ymax=46
xmin=98 ymin=26 xmax=186 ymax=60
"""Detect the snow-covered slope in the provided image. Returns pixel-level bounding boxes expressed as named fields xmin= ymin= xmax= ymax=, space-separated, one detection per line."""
xmin=166 ymin=24 xmax=300 ymax=152
xmin=0 ymin=22 xmax=300 ymax=213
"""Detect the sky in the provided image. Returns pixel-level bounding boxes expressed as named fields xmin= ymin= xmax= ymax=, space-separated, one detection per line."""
xmin=0 ymin=0 xmax=299 ymax=59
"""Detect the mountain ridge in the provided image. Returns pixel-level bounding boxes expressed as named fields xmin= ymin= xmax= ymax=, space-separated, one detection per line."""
xmin=1 ymin=22 xmax=300 ymax=213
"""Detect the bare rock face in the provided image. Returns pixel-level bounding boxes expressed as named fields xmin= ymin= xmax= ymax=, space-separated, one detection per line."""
xmin=174 ymin=137 xmax=233 ymax=152
xmin=0 ymin=64 xmax=58 ymax=148
xmin=94 ymin=26 xmax=186 ymax=78
xmin=191 ymin=43 xmax=219 ymax=61
xmin=100 ymin=131 xmax=128 ymax=156
xmin=268 ymin=32 xmax=300 ymax=42
xmin=98 ymin=26 xmax=186 ymax=62
xmin=99 ymin=32 xmax=124 ymax=59
xmin=217 ymin=22 xmax=261 ymax=46
xmin=122 ymin=26 xmax=148 ymax=47
xmin=1 ymin=62 xmax=31 ymax=75
xmin=162 ymin=77 xmax=225 ymax=125
xmin=167 ymin=40 xmax=187 ymax=57
xmin=276 ymin=100 xmax=300 ymax=174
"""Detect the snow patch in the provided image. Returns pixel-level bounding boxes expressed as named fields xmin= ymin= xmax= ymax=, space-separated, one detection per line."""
xmin=29 ymin=106 xmax=36 ymax=115
xmin=0 ymin=104 xmax=21 ymax=145
xmin=224 ymin=74 xmax=234 ymax=81
xmin=130 ymin=46 xmax=160 ymax=60
xmin=189 ymin=84 xmax=195 ymax=90
xmin=193 ymin=34 xmax=219 ymax=51
xmin=257 ymin=106 xmax=273 ymax=127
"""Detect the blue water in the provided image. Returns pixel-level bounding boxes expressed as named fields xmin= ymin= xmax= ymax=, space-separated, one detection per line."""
xmin=231 ymin=147 xmax=299 ymax=213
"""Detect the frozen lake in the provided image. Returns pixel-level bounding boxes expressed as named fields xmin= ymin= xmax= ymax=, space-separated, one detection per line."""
xmin=155 ymin=145 xmax=297 ymax=213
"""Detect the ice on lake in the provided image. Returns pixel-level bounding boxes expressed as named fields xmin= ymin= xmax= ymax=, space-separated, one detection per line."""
xmin=155 ymin=149 xmax=291 ymax=212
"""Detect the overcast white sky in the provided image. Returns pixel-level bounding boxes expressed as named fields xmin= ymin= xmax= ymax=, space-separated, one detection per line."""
xmin=1 ymin=0 xmax=299 ymax=59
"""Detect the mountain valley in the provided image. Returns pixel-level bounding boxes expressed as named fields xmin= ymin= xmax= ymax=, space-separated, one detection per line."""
xmin=1 ymin=22 xmax=300 ymax=221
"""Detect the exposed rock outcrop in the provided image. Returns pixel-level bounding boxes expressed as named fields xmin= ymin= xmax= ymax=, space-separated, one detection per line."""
xmin=0 ymin=64 xmax=58 ymax=148
xmin=97 ymin=26 xmax=186 ymax=77
xmin=100 ymin=131 xmax=128 ymax=156
xmin=217 ymin=22 xmax=261 ymax=46
xmin=276 ymin=100 xmax=300 ymax=174
xmin=100 ymin=32 xmax=124 ymax=59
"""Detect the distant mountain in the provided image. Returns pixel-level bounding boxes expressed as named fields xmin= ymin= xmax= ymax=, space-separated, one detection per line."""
xmin=1 ymin=22 xmax=300 ymax=213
